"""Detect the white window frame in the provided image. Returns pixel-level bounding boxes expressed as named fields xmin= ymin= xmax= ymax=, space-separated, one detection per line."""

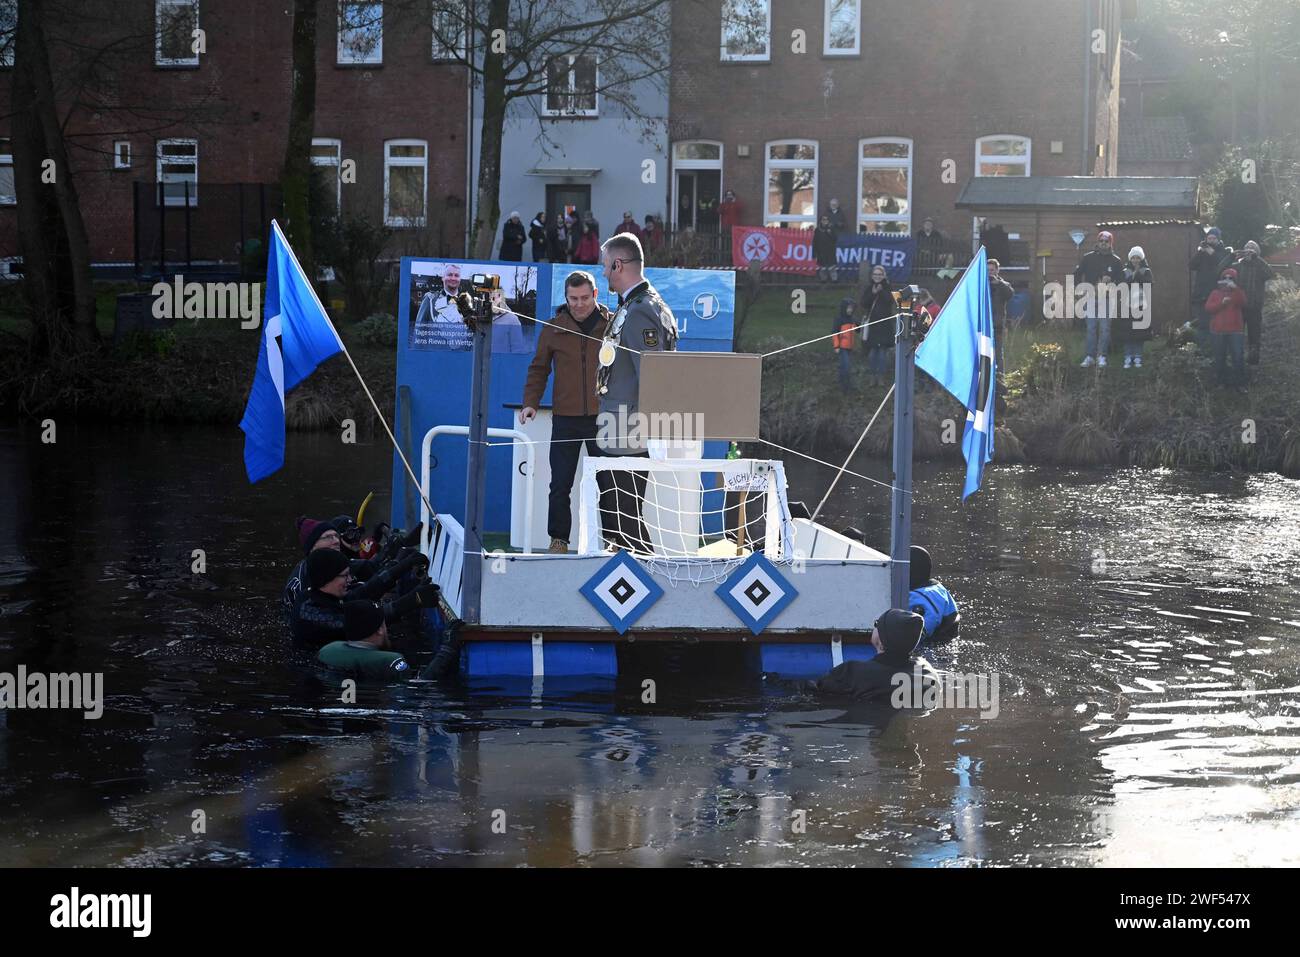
xmin=338 ymin=1 xmax=383 ymax=66
xmin=311 ymin=138 xmax=342 ymax=212
xmin=823 ymin=0 xmax=860 ymax=56
xmin=0 ymin=0 xmax=16 ymax=69
xmin=721 ymin=0 xmax=771 ymax=63
xmin=857 ymin=137 xmax=912 ymax=235
xmin=763 ymin=139 xmax=819 ymax=229
xmin=975 ymin=134 xmax=1032 ymax=177
xmin=543 ymin=54 xmax=600 ymax=117
xmin=155 ymin=0 xmax=200 ymax=67
xmin=383 ymin=139 xmax=428 ymax=227
xmin=431 ymin=2 xmax=466 ymax=61
xmin=113 ymin=141 xmax=132 ymax=170
xmin=671 ymin=140 xmax=724 ymax=231
xmin=0 ymin=138 xmax=14 ymax=205
xmin=156 ymin=138 xmax=198 ymax=207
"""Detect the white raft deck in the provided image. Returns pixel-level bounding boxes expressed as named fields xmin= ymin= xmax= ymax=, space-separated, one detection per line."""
xmin=420 ymin=456 xmax=891 ymax=646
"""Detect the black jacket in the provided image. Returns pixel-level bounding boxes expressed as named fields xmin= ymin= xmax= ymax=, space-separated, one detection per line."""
xmin=1074 ymin=248 xmax=1124 ymax=286
xmin=528 ymin=218 xmax=547 ymax=259
xmin=1190 ymin=244 xmax=1232 ymax=302
xmin=813 ymin=609 xmax=940 ymax=703
xmin=1115 ymin=261 xmax=1154 ymax=343
xmin=861 ymin=280 xmax=895 ymax=349
xmin=814 ymin=225 xmax=837 ymax=267
xmin=500 ymin=220 xmax=526 ymax=261
xmin=291 ymin=584 xmax=422 ymax=651
xmin=989 ymin=275 xmax=1015 ymax=326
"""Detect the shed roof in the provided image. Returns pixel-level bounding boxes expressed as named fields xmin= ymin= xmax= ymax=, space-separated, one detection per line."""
xmin=1118 ymin=115 xmax=1194 ymax=164
xmin=957 ymin=176 xmax=1199 ymax=210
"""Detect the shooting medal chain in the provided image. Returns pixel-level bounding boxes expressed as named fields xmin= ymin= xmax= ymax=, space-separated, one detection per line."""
xmin=597 ymin=286 xmax=646 ymax=396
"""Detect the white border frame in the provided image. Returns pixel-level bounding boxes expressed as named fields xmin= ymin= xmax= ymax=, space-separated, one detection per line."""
xmin=541 ymin=54 xmax=600 ymax=118
xmin=0 ymin=136 xmax=13 ymax=205
xmin=310 ymin=137 xmax=343 ymax=212
xmin=154 ymin=0 xmax=200 ymax=67
xmin=823 ymin=0 xmax=860 ymax=56
xmin=384 ymin=138 xmax=428 ymax=227
xmin=337 ymin=0 xmax=383 ymax=66
xmin=720 ymin=0 xmax=771 ymax=62
xmin=671 ymin=140 xmax=724 ymax=231
xmin=156 ymin=137 xmax=198 ymax=207
xmin=975 ymin=134 xmax=1032 ymax=177
xmin=856 ymin=136 xmax=912 ymax=234
xmin=113 ymin=141 xmax=132 ymax=170
xmin=763 ymin=139 xmax=819 ymax=229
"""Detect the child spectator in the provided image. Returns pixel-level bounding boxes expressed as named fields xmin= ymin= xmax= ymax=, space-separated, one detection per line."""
xmin=1205 ymin=267 xmax=1248 ymax=393
xmin=832 ymin=297 xmax=857 ymax=391
xmin=1118 ymin=246 xmax=1153 ymax=369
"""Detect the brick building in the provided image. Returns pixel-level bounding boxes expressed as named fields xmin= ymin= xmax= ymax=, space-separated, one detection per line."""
xmin=0 ymin=1 xmax=469 ymax=275
xmin=667 ymin=0 xmax=1133 ymax=263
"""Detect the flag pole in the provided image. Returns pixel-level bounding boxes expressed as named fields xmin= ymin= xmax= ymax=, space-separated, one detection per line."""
xmin=889 ymin=306 xmax=918 ymax=611
xmin=271 ymin=220 xmax=438 ymax=531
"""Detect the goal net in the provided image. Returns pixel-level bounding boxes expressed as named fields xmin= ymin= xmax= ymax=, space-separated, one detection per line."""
xmin=577 ymin=457 xmax=796 ymax=585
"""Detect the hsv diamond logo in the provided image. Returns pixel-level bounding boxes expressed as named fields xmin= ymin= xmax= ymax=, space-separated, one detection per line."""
xmin=692 ymin=291 xmax=720 ymax=321
xmin=741 ymin=231 xmax=772 ymax=263
xmin=579 ymin=551 xmax=664 ymax=635
xmin=715 ymin=552 xmax=797 ymax=635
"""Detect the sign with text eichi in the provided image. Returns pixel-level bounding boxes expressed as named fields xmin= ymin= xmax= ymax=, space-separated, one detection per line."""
xmin=393 ymin=262 xmax=736 ymax=534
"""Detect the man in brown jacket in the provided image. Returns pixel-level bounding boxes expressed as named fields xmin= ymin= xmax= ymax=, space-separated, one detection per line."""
xmin=520 ymin=270 xmax=611 ymax=553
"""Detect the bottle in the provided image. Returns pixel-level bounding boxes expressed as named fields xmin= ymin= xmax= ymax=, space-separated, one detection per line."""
xmin=726 ymin=442 xmax=741 ymax=460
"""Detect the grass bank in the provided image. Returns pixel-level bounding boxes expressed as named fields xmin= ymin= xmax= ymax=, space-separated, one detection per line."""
xmin=741 ymin=281 xmax=1300 ymax=477
xmin=0 ymin=285 xmax=397 ymax=431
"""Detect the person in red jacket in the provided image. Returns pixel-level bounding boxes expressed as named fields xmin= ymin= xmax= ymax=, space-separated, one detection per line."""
xmin=1204 ymin=267 xmax=1248 ymax=392
xmin=718 ymin=189 xmax=743 ymax=237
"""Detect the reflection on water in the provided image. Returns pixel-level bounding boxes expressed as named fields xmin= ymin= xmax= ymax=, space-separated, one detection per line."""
xmin=0 ymin=425 xmax=1298 ymax=866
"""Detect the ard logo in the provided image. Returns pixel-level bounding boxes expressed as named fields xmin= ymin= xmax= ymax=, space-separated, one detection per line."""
xmin=692 ymin=292 xmax=720 ymax=321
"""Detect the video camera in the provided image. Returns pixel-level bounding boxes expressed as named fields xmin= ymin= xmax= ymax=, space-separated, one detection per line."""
xmin=453 ymin=273 xmax=503 ymax=329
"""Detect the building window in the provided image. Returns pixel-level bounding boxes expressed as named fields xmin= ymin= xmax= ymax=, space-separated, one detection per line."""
xmin=824 ymin=0 xmax=860 ymax=56
xmin=113 ymin=141 xmax=132 ymax=170
xmin=0 ymin=139 xmax=14 ymax=205
xmin=157 ymin=138 xmax=198 ymax=206
xmin=155 ymin=0 xmax=200 ymax=67
xmin=764 ymin=140 xmax=818 ymax=229
xmin=338 ymin=1 xmax=382 ymax=65
xmin=0 ymin=0 xmax=16 ymax=69
xmin=384 ymin=140 xmax=427 ymax=227
xmin=431 ymin=2 xmax=466 ymax=61
xmin=544 ymin=55 xmax=598 ymax=117
xmin=311 ymin=138 xmax=342 ymax=215
xmin=976 ymin=135 xmax=1031 ymax=176
xmin=857 ymin=138 xmax=912 ymax=234
xmin=672 ymin=141 xmax=724 ymax=231
xmin=721 ymin=0 xmax=770 ymax=62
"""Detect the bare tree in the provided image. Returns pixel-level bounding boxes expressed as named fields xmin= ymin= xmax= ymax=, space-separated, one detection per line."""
xmin=429 ymin=0 xmax=674 ymax=259
xmin=282 ymin=0 xmax=320 ymax=277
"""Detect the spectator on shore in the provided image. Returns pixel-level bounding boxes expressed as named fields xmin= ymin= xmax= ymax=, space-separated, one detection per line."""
xmin=719 ymin=189 xmax=743 ymax=237
xmin=499 ymin=211 xmax=525 ymax=261
xmin=1074 ymin=230 xmax=1124 ymax=368
xmin=915 ymin=217 xmax=944 ymax=266
xmin=546 ymin=216 xmax=569 ymax=263
xmin=574 ymin=221 xmax=601 ymax=265
xmin=583 ymin=210 xmax=599 ymax=238
xmin=1205 ymin=267 xmax=1248 ymax=393
xmin=1233 ymin=240 xmax=1276 ymax=366
xmin=642 ymin=215 xmax=664 ymax=253
xmin=832 ymin=297 xmax=857 ymax=391
xmin=827 ymin=198 xmax=847 ymax=234
xmin=1190 ymin=227 xmax=1232 ymax=346
xmin=1118 ymin=246 xmax=1153 ymax=369
xmin=618 ymin=211 xmax=643 ymax=240
xmin=528 ymin=212 xmax=547 ymax=262
xmin=568 ymin=215 xmax=583 ymax=260
xmin=860 ymin=264 xmax=895 ymax=384
xmin=814 ymin=214 xmax=838 ymax=283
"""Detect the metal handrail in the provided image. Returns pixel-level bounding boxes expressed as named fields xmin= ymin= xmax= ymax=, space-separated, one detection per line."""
xmin=420 ymin=425 xmax=536 ymax=555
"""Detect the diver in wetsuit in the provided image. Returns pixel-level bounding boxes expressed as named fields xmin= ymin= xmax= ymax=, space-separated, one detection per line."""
xmin=291 ymin=548 xmax=438 ymax=651
xmin=283 ymin=517 xmax=425 ymax=626
xmin=908 ymin=545 xmax=960 ymax=644
xmin=319 ymin=601 xmax=421 ymax=679
xmin=809 ymin=609 xmax=940 ymax=703
xmin=283 ymin=517 xmax=343 ymax=628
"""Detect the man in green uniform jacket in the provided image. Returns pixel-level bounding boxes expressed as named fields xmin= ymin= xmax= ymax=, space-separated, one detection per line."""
xmin=319 ymin=601 xmax=466 ymax=681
